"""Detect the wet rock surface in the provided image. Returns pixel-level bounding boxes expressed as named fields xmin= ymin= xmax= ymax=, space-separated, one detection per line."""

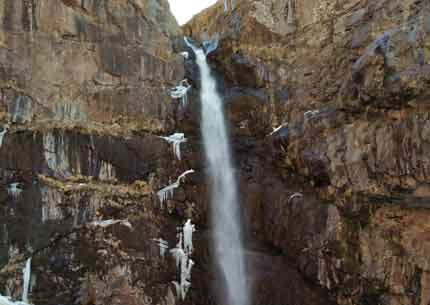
xmin=183 ymin=0 xmax=430 ymax=304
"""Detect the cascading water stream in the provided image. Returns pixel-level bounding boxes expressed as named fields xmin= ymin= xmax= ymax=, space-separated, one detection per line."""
xmin=185 ymin=38 xmax=249 ymax=305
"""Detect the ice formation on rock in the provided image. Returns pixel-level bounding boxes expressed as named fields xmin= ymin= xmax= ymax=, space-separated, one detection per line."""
xmin=0 ymin=258 xmax=32 ymax=305
xmin=183 ymin=219 xmax=196 ymax=255
xmin=90 ymin=219 xmax=133 ymax=230
xmin=288 ymin=192 xmax=303 ymax=203
xmin=157 ymin=170 xmax=195 ymax=208
xmin=171 ymin=79 xmax=191 ymax=107
xmin=304 ymin=110 xmax=320 ymax=119
xmin=0 ymin=128 xmax=7 ymax=147
xmin=22 ymin=258 xmax=31 ymax=303
xmin=268 ymin=123 xmax=288 ymax=136
xmin=152 ymin=238 xmax=169 ymax=258
xmin=170 ymin=220 xmax=196 ymax=300
xmin=7 ymin=183 xmax=23 ymax=200
xmin=160 ymin=133 xmax=187 ymax=160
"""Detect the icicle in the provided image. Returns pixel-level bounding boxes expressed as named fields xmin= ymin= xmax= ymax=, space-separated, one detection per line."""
xmin=170 ymin=79 xmax=191 ymax=107
xmin=160 ymin=133 xmax=187 ymax=160
xmin=22 ymin=258 xmax=31 ymax=303
xmin=170 ymin=221 xmax=196 ymax=301
xmin=90 ymin=219 xmax=133 ymax=230
xmin=7 ymin=183 xmax=23 ymax=200
xmin=151 ymin=238 xmax=169 ymax=258
xmin=170 ymin=245 xmax=185 ymax=269
xmin=157 ymin=170 xmax=195 ymax=208
xmin=157 ymin=183 xmax=178 ymax=208
xmin=172 ymin=281 xmax=181 ymax=299
xmin=0 ymin=128 xmax=7 ymax=147
xmin=183 ymin=219 xmax=195 ymax=255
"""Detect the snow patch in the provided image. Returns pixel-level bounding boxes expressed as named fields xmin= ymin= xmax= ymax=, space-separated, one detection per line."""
xmin=160 ymin=133 xmax=187 ymax=160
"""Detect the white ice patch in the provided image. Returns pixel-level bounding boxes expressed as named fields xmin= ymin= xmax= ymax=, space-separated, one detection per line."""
xmin=90 ymin=219 xmax=133 ymax=230
xmin=157 ymin=170 xmax=194 ymax=208
xmin=170 ymin=220 xmax=196 ymax=300
xmin=171 ymin=80 xmax=191 ymax=108
xmin=22 ymin=258 xmax=31 ymax=303
xmin=183 ymin=219 xmax=196 ymax=255
xmin=268 ymin=123 xmax=288 ymax=136
xmin=7 ymin=183 xmax=23 ymax=200
xmin=288 ymin=192 xmax=303 ymax=203
xmin=160 ymin=133 xmax=187 ymax=160
xmin=304 ymin=110 xmax=320 ymax=119
xmin=152 ymin=238 xmax=169 ymax=258
xmin=0 ymin=128 xmax=7 ymax=148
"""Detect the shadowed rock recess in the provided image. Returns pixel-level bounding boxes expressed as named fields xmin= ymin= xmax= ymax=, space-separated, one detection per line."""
xmin=1 ymin=0 xmax=430 ymax=305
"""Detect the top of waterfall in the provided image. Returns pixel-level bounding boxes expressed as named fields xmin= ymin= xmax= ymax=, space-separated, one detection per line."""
xmin=184 ymin=37 xmax=218 ymax=56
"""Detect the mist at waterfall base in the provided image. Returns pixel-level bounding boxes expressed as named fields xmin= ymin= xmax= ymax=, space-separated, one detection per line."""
xmin=185 ymin=38 xmax=249 ymax=305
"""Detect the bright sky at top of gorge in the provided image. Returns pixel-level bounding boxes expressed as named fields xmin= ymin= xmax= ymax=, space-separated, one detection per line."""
xmin=168 ymin=0 xmax=218 ymax=25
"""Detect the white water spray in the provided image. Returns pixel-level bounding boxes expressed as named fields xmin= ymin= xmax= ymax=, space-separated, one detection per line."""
xmin=185 ymin=38 xmax=249 ymax=305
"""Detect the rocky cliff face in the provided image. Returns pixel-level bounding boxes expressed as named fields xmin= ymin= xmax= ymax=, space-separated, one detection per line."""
xmin=183 ymin=0 xmax=430 ymax=304
xmin=0 ymin=1 xmax=192 ymax=305
xmin=2 ymin=1 xmax=430 ymax=305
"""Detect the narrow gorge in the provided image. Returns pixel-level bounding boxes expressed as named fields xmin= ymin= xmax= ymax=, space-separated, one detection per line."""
xmin=1 ymin=1 xmax=430 ymax=305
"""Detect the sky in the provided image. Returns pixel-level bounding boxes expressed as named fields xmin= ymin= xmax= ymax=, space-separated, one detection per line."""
xmin=168 ymin=0 xmax=218 ymax=25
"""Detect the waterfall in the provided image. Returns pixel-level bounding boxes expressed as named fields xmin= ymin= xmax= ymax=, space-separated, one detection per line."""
xmin=185 ymin=38 xmax=249 ymax=305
